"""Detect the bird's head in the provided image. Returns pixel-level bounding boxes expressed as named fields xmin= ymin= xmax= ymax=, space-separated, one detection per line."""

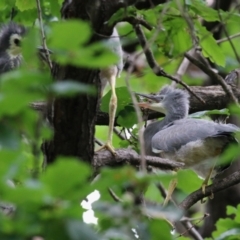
xmin=137 ymin=86 xmax=190 ymax=117
xmin=0 ymin=22 xmax=27 ymax=58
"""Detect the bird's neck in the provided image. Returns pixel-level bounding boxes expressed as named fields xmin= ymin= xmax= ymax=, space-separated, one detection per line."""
xmin=164 ymin=104 xmax=188 ymax=122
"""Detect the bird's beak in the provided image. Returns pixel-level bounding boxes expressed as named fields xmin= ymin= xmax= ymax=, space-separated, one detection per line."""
xmin=136 ymin=92 xmax=166 ymax=113
xmin=136 ymin=93 xmax=159 ymax=108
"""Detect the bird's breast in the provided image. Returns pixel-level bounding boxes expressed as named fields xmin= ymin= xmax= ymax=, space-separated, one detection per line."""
xmin=160 ymin=139 xmax=223 ymax=178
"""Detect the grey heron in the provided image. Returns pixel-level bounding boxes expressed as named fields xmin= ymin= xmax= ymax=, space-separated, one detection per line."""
xmin=97 ymin=28 xmax=123 ymax=154
xmin=138 ymin=86 xmax=239 ymax=192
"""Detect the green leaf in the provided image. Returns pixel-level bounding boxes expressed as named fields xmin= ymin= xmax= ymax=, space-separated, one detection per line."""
xmin=195 ymin=22 xmax=225 ymax=67
xmin=66 ymin=220 xmax=100 ymax=240
xmin=0 ymin=70 xmax=51 ymax=116
xmin=177 ymin=169 xmax=203 ymax=193
xmin=117 ymin=106 xmax=138 ymax=128
xmin=16 ymin=0 xmax=36 ymax=11
xmin=188 ymin=0 xmax=219 ymax=22
xmin=49 ymin=21 xmax=92 ymax=50
xmin=212 ymin=218 xmax=239 ymax=239
xmin=101 ymin=87 xmax=133 ymax=115
xmin=0 ymin=122 xmax=20 ymax=149
xmin=226 ymin=206 xmax=237 ymax=216
xmin=189 ymin=109 xmax=230 ymax=118
xmin=41 ymin=157 xmax=91 ymax=200
xmin=108 ymin=6 xmax=137 ymax=26
xmin=49 ymin=81 xmax=96 ymax=96
xmin=145 ymin=183 xmax=164 ymax=203
xmin=149 ymin=219 xmax=173 ymax=240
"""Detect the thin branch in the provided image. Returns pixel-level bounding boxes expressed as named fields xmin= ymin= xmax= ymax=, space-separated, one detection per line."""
xmin=174 ymin=49 xmax=194 ymax=82
xmin=179 ymin=169 xmax=240 ymax=210
xmin=184 ymin=52 xmax=239 ymax=104
xmin=113 ymin=127 xmax=126 ymax=141
xmin=133 ymin=24 xmax=205 ymax=104
xmin=95 ymin=138 xmax=103 ymax=146
xmin=93 ymin=148 xmax=184 ymax=171
xmin=108 ymin=188 xmax=123 ymax=202
xmin=36 ymin=0 xmax=52 ymax=70
xmin=119 ymin=16 xmax=153 ymax=31
xmin=180 ymin=220 xmax=204 ymax=240
xmin=125 ymin=64 xmax=147 ymax=171
xmin=217 ymin=32 xmax=240 ymax=44
xmin=217 ymin=1 xmax=240 ymax=63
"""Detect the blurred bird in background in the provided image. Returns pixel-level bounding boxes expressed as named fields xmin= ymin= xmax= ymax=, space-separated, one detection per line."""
xmin=0 ymin=22 xmax=26 ymax=74
xmin=97 ymin=28 xmax=124 ymax=154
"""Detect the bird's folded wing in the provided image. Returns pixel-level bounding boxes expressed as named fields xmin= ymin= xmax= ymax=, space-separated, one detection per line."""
xmin=151 ymin=119 xmax=238 ymax=153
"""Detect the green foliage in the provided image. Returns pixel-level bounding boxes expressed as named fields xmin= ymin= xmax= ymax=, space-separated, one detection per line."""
xmin=211 ymin=204 xmax=240 ymax=240
xmin=0 ymin=0 xmax=240 ymax=239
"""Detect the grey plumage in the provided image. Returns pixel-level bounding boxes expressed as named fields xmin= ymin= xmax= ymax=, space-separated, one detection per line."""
xmin=138 ymin=86 xmax=239 ymax=178
xmin=138 ymin=86 xmax=189 ymax=155
xmin=0 ymin=22 xmax=26 ymax=74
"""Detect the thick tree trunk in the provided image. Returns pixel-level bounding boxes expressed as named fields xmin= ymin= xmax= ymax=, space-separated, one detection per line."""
xmin=43 ymin=0 xmax=137 ymax=164
xmin=44 ymin=1 xmax=102 ymax=164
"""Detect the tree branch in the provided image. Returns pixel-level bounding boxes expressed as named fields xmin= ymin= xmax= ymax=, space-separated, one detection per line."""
xmin=179 ymin=170 xmax=240 ymax=210
xmin=93 ymin=148 xmax=184 ymax=170
xmin=184 ymin=53 xmax=238 ymax=104
xmin=31 ymin=85 xmax=240 ymax=126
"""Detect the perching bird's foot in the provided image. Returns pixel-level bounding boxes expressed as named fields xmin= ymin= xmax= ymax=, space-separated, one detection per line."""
xmin=200 ymin=183 xmax=209 ymax=203
xmin=96 ymin=142 xmax=116 ymax=155
xmin=201 ymin=185 xmax=207 ymax=203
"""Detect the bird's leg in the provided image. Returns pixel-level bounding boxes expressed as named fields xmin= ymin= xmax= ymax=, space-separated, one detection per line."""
xmin=163 ymin=178 xmax=178 ymax=206
xmin=201 ymin=166 xmax=214 ymax=203
xmin=96 ymin=74 xmax=117 ymax=155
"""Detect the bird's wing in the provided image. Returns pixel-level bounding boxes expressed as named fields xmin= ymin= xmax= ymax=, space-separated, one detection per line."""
xmin=0 ymin=55 xmax=12 ymax=74
xmin=151 ymin=119 xmax=238 ymax=153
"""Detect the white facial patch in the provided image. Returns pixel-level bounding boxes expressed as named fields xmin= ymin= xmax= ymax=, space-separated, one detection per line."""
xmin=148 ymin=102 xmax=166 ymax=114
xmin=7 ymin=33 xmax=22 ymax=57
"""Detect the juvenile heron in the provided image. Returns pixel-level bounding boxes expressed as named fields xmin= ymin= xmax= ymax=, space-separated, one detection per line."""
xmin=138 ymin=86 xmax=239 ymax=191
xmin=0 ymin=22 xmax=26 ymax=74
xmin=97 ymin=28 xmax=123 ymax=154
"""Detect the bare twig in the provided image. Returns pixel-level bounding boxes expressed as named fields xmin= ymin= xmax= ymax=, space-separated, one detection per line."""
xmin=120 ymin=16 xmax=153 ymax=31
xmin=113 ymin=127 xmax=126 ymax=141
xmin=180 ymin=220 xmax=204 ymax=240
xmin=217 ymin=1 xmax=240 ymax=63
xmin=95 ymin=138 xmax=103 ymax=146
xmin=184 ymin=52 xmax=238 ymax=104
xmin=174 ymin=49 xmax=194 ymax=82
xmin=217 ymin=32 xmax=240 ymax=44
xmin=36 ymin=0 xmax=52 ymax=70
xmin=179 ymin=170 xmax=240 ymax=210
xmin=125 ymin=64 xmax=147 ymax=171
xmin=108 ymin=188 xmax=123 ymax=202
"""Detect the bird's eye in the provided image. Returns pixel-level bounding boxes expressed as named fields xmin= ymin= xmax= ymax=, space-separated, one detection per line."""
xmin=14 ymin=38 xmax=20 ymax=46
xmin=158 ymin=96 xmax=164 ymax=101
